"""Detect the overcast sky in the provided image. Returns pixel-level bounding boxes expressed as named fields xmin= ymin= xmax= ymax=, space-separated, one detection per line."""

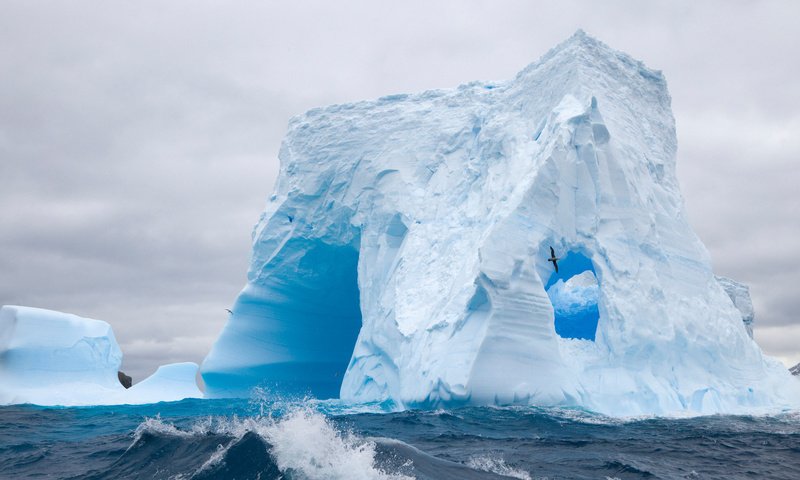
xmin=1 ymin=0 xmax=798 ymax=381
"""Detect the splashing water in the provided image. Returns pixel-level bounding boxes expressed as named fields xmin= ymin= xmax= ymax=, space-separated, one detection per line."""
xmin=131 ymin=405 xmax=411 ymax=480
xmin=258 ymin=407 xmax=411 ymax=480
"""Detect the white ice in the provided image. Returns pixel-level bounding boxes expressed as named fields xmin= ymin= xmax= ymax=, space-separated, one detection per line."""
xmin=716 ymin=276 xmax=755 ymax=339
xmin=201 ymin=31 xmax=799 ymax=415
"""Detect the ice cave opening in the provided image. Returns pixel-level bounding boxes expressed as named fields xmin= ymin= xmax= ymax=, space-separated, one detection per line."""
xmin=275 ymin=240 xmax=363 ymax=398
xmin=544 ymin=251 xmax=600 ymax=341
xmin=204 ymin=238 xmax=363 ymax=399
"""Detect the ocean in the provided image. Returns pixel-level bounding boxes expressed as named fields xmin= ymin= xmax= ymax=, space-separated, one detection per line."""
xmin=1 ymin=397 xmax=798 ymax=479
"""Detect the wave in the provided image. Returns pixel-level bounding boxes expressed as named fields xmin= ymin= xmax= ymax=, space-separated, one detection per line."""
xmin=82 ymin=406 xmax=533 ymax=480
xmin=6 ymin=399 xmax=800 ymax=479
xmin=100 ymin=407 xmax=409 ymax=480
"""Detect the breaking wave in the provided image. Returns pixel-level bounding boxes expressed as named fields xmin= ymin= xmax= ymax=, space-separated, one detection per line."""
xmin=114 ymin=407 xmax=411 ymax=480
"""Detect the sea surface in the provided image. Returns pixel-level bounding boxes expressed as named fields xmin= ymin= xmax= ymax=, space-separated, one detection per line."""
xmin=1 ymin=397 xmax=799 ymax=480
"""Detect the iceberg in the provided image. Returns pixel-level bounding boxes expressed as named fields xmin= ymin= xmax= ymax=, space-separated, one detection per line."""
xmin=0 ymin=305 xmax=124 ymax=405
xmin=0 ymin=305 xmax=202 ymax=406
xmin=201 ymin=31 xmax=800 ymax=415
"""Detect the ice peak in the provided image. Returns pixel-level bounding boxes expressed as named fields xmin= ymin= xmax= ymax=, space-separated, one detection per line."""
xmin=563 ymin=28 xmax=595 ymax=48
xmin=559 ymin=28 xmax=621 ymax=57
xmin=516 ymin=28 xmax=664 ymax=95
xmin=508 ymin=30 xmax=674 ymax=175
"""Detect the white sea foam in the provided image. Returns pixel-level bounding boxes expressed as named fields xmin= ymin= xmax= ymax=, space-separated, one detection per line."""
xmin=257 ymin=407 xmax=411 ymax=480
xmin=466 ymin=454 xmax=532 ymax=479
xmin=132 ymin=407 xmax=411 ymax=480
xmin=130 ymin=415 xmax=194 ymax=445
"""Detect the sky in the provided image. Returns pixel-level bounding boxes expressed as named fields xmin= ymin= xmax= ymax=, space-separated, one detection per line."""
xmin=1 ymin=0 xmax=798 ymax=382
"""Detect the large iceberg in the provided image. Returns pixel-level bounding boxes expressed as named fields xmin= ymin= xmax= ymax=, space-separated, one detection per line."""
xmin=201 ymin=31 xmax=799 ymax=415
xmin=0 ymin=305 xmax=202 ymax=406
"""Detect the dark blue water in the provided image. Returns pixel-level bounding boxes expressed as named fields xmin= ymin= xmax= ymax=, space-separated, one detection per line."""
xmin=1 ymin=398 xmax=799 ymax=479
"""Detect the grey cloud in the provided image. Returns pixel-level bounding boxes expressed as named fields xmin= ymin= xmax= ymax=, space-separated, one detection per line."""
xmin=1 ymin=0 xmax=799 ymax=377
xmin=753 ymin=324 xmax=800 ymax=368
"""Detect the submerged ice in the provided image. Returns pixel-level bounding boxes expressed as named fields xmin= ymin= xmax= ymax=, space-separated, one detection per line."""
xmin=201 ymin=31 xmax=799 ymax=415
xmin=0 ymin=305 xmax=201 ymax=406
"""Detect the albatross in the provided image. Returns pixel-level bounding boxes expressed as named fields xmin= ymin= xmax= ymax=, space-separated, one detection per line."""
xmin=547 ymin=246 xmax=560 ymax=273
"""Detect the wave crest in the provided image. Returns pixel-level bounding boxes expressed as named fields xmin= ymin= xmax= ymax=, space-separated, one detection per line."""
xmin=127 ymin=406 xmax=411 ymax=480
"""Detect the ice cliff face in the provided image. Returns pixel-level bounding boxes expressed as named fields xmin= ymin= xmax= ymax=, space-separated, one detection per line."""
xmin=716 ymin=276 xmax=755 ymax=339
xmin=201 ymin=31 xmax=799 ymax=415
xmin=0 ymin=305 xmax=202 ymax=406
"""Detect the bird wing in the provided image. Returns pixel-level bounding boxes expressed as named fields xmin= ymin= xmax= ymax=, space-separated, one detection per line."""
xmin=550 ymin=246 xmax=555 ymax=257
xmin=553 ymin=259 xmax=559 ymax=273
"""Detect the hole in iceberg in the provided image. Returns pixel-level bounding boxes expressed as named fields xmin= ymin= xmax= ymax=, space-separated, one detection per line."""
xmin=544 ymin=251 xmax=599 ymax=341
xmin=278 ymin=241 xmax=362 ymax=398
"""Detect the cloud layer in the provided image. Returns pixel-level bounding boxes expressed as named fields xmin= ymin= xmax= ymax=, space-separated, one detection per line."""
xmin=1 ymin=1 xmax=798 ymax=380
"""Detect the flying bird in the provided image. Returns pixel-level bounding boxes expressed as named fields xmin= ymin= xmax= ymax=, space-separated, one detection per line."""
xmin=225 ymin=309 xmax=233 ymax=315
xmin=547 ymin=246 xmax=559 ymax=273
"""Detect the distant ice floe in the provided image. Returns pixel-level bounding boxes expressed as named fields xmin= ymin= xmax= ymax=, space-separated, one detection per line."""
xmin=0 ymin=305 xmax=201 ymax=406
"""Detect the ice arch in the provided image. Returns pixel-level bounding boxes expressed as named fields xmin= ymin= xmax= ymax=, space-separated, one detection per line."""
xmin=201 ymin=31 xmax=800 ymax=414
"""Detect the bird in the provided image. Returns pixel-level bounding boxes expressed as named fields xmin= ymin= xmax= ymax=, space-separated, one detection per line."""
xmin=225 ymin=309 xmax=233 ymax=315
xmin=547 ymin=246 xmax=560 ymax=273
